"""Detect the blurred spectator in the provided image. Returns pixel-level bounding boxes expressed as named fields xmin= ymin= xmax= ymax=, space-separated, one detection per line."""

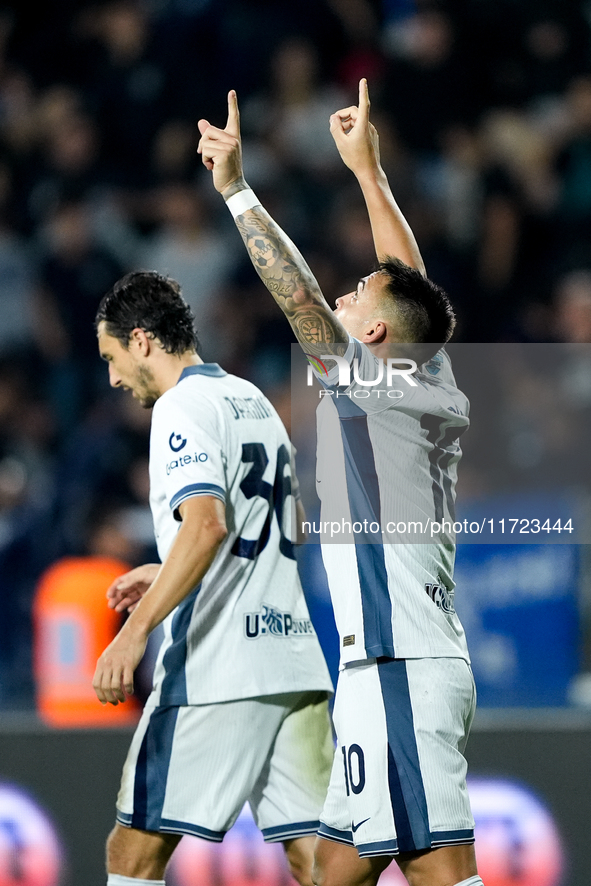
xmin=0 ymin=453 xmax=49 ymax=710
xmin=554 ymin=269 xmax=591 ymax=343
xmin=35 ymin=196 xmax=125 ymax=432
xmin=20 ymin=90 xmax=105 ymax=233
xmin=0 ymin=66 xmax=39 ymax=172
xmin=330 ymin=0 xmax=385 ymax=94
xmin=382 ymin=7 xmax=477 ymax=157
xmin=136 ymin=180 xmax=237 ymax=358
xmin=149 ymin=118 xmax=202 ymax=185
xmin=0 ymin=362 xmax=57 ymax=709
xmin=243 ymin=36 xmax=349 ymax=232
xmin=52 ymin=389 xmax=153 ymax=557
xmin=0 ymin=162 xmax=38 ymax=359
xmin=76 ymin=0 xmax=170 ymax=185
xmin=554 ymin=76 xmax=591 ymax=267
xmin=32 ymin=506 xmax=142 ymax=727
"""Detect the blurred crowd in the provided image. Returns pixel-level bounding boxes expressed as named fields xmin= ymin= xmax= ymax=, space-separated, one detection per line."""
xmin=2 ymin=0 xmax=591 ymax=708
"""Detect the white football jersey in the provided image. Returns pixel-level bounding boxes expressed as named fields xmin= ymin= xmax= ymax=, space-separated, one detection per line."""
xmin=313 ymin=339 xmax=471 ymax=665
xmin=147 ymin=363 xmax=333 ymax=705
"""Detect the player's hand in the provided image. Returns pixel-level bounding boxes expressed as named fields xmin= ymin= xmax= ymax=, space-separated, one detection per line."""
xmin=197 ymin=90 xmax=246 ymax=195
xmin=106 ymin=563 xmax=160 ymax=614
xmin=93 ymin=624 xmax=147 ymax=705
xmin=329 ymin=79 xmax=380 ymax=177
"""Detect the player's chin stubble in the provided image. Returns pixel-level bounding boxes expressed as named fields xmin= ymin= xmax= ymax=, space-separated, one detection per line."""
xmin=135 ymin=365 xmax=159 ymax=409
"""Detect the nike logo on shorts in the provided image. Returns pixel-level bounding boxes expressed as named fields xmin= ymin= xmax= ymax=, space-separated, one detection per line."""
xmin=351 ymin=818 xmax=370 ymax=833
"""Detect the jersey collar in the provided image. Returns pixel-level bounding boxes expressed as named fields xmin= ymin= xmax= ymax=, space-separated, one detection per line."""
xmin=178 ymin=363 xmax=227 ymax=382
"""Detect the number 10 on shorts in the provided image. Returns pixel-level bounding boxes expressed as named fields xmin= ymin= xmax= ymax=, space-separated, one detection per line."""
xmin=342 ymin=744 xmax=366 ymax=795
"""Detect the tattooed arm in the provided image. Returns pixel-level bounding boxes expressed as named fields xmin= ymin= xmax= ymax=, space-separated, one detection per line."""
xmin=197 ymin=91 xmax=348 ymax=356
xmin=233 ymin=203 xmax=347 ymax=351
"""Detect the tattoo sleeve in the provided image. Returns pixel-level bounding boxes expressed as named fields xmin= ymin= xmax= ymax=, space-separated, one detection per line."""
xmin=234 ymin=207 xmax=349 ymax=355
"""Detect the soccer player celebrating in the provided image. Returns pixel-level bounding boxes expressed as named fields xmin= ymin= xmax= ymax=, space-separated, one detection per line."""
xmin=198 ymin=81 xmax=484 ymax=886
xmin=93 ymin=274 xmax=334 ymax=886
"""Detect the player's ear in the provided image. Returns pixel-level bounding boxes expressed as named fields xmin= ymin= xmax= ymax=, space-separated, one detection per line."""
xmin=362 ymin=320 xmax=387 ymax=343
xmin=130 ymin=327 xmax=151 ymax=355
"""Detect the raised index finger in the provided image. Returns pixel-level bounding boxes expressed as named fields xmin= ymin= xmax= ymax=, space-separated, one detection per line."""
xmin=358 ymin=78 xmax=370 ymax=122
xmin=225 ymin=89 xmax=240 ymax=137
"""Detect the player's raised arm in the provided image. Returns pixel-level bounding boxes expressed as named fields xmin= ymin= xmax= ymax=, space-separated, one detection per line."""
xmin=330 ymin=79 xmax=426 ymax=277
xmin=198 ymin=91 xmax=348 ymax=356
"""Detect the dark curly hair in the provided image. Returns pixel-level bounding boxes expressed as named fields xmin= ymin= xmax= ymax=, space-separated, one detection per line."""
xmin=95 ymin=270 xmax=200 ymax=355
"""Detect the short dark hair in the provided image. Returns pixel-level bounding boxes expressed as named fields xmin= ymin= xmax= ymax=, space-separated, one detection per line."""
xmin=95 ymin=270 xmax=199 ymax=355
xmin=377 ymin=257 xmax=456 ymax=344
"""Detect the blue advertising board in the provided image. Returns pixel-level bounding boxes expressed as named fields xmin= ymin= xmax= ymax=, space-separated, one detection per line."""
xmin=454 ymin=541 xmax=580 ymax=706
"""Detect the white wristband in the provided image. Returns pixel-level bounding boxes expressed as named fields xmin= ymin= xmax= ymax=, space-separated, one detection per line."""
xmin=225 ymin=188 xmax=261 ymax=218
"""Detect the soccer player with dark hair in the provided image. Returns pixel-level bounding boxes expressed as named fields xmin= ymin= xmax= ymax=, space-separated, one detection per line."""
xmin=96 ymin=271 xmax=199 ymax=359
xmin=94 ymin=270 xmax=334 ymax=886
xmin=198 ymin=80 xmax=483 ymax=886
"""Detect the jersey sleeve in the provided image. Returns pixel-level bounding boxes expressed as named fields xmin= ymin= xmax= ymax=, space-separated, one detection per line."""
xmin=151 ymin=393 xmax=227 ymax=521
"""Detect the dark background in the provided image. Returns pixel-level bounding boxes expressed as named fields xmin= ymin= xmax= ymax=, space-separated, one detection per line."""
xmin=1 ymin=2 xmax=591 ymax=884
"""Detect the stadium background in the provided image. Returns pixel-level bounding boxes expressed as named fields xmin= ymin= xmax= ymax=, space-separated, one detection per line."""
xmin=0 ymin=1 xmax=590 ymax=884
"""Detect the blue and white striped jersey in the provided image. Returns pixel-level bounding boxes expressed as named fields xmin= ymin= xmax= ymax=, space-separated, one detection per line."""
xmin=147 ymin=363 xmax=333 ymax=705
xmin=314 ymin=339 xmax=471 ymax=666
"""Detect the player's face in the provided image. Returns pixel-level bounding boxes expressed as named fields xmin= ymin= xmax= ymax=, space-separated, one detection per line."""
xmin=97 ymin=323 xmax=160 ymax=409
xmin=334 ymin=272 xmax=386 ymax=338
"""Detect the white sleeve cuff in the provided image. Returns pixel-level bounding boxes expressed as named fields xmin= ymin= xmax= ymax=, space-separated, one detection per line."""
xmin=225 ymin=188 xmax=261 ymax=218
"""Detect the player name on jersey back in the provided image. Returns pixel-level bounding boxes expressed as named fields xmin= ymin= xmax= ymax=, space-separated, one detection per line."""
xmin=224 ymin=395 xmax=273 ymax=421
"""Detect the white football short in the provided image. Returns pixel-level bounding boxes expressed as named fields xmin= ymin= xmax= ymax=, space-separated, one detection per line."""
xmin=318 ymin=657 xmax=476 ymax=857
xmin=116 ymin=690 xmax=333 ymax=842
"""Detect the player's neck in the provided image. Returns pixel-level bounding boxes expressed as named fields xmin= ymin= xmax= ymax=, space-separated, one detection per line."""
xmin=157 ymin=351 xmax=203 ymax=395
